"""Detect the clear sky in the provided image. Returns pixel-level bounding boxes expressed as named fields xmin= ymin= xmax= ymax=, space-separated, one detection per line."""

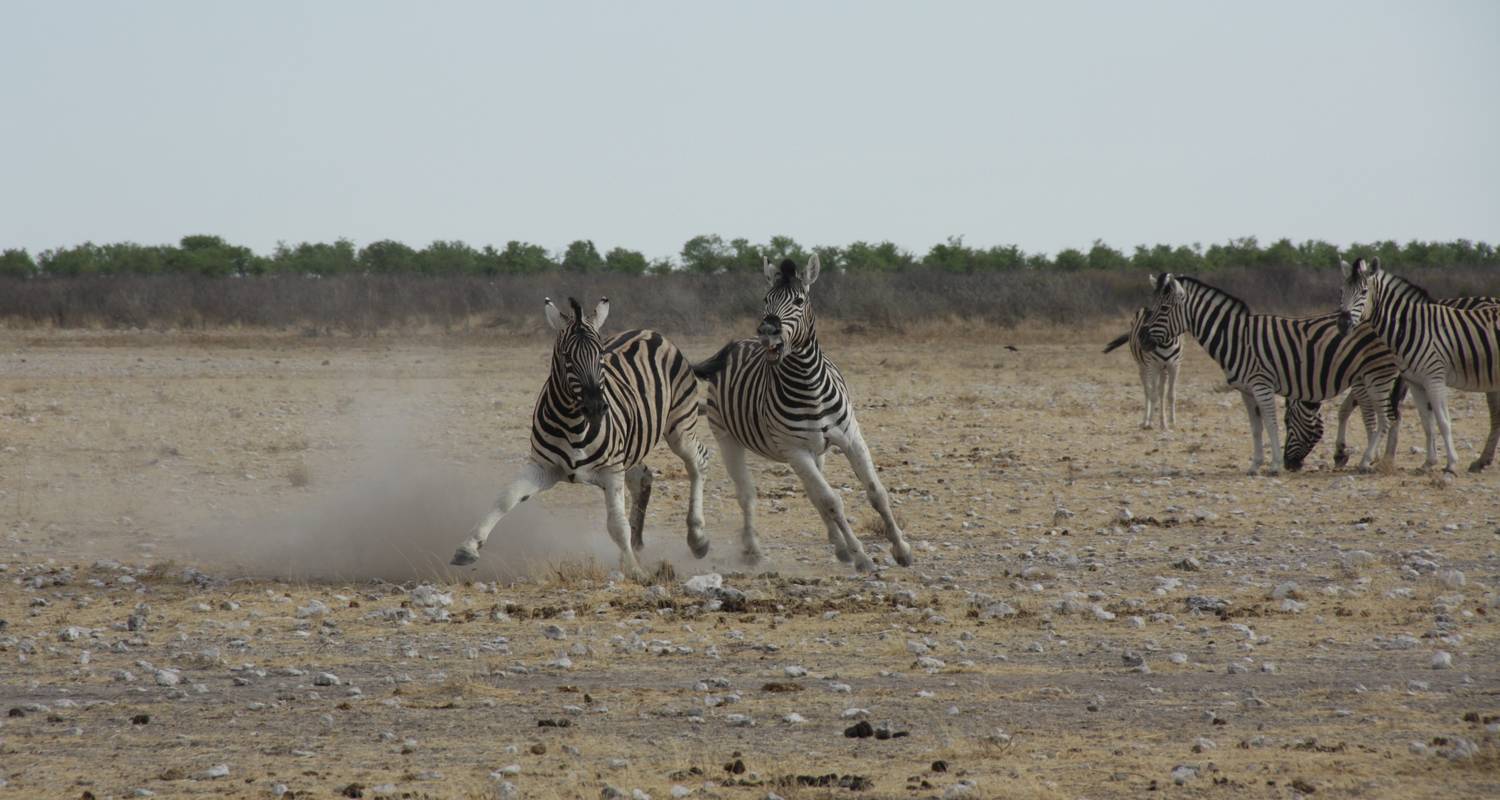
xmin=2 ymin=1 xmax=1496 ymax=261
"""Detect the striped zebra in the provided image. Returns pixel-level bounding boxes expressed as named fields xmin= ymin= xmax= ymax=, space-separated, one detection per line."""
xmin=1327 ymin=294 xmax=1499 ymax=470
xmin=450 ymin=297 xmax=710 ymax=581
xmin=1338 ymin=258 xmax=1500 ymax=475
xmin=1103 ymin=307 xmax=1182 ymax=429
xmin=1141 ymin=273 xmax=1401 ymax=474
xmin=693 ymin=256 xmax=913 ymax=572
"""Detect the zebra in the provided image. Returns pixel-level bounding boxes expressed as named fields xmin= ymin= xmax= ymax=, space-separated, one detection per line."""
xmin=1140 ymin=273 xmax=1401 ymax=475
xmin=1103 ymin=307 xmax=1182 ymax=429
xmin=693 ymin=256 xmax=913 ymax=572
xmin=1327 ymin=294 xmax=1500 ymax=470
xmin=450 ymin=297 xmax=710 ymax=581
xmin=1338 ymin=258 xmax=1500 ymax=475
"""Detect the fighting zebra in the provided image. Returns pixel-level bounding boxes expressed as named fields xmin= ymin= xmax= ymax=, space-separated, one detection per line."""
xmin=1328 ymin=294 xmax=1500 ymax=470
xmin=1141 ymin=273 xmax=1401 ymax=474
xmin=450 ymin=297 xmax=710 ymax=581
xmin=693 ymin=256 xmax=913 ymax=572
xmin=1104 ymin=307 xmax=1182 ymax=429
xmin=1338 ymin=258 xmax=1500 ymax=475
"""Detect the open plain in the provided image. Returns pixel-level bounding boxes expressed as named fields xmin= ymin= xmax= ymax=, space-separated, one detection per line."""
xmin=0 ymin=324 xmax=1496 ymax=799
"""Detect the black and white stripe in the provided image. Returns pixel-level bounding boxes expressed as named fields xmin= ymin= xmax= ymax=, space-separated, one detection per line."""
xmin=1142 ymin=273 xmax=1401 ymax=474
xmin=452 ymin=296 xmax=710 ymax=579
xmin=1339 ymin=258 xmax=1500 ymax=474
xmin=1104 ymin=306 xmax=1182 ymax=429
xmin=693 ymin=256 xmax=913 ymax=571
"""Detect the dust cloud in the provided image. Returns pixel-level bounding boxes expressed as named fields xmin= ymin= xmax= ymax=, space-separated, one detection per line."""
xmin=190 ymin=395 xmax=622 ymax=584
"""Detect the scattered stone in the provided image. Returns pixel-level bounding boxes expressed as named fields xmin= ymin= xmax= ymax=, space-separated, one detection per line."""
xmin=1431 ymin=651 xmax=1454 ymax=670
xmin=314 ymin=672 xmax=341 ymax=686
xmin=193 ymin=764 xmax=229 ymax=780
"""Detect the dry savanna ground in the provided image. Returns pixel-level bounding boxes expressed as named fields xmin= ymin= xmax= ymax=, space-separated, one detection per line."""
xmin=0 ymin=323 xmax=1497 ymax=800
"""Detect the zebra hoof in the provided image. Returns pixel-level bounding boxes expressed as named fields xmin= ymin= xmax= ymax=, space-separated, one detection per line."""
xmin=1468 ymin=459 xmax=1490 ymax=473
xmin=1442 ymin=467 xmax=1458 ymax=479
xmin=853 ymin=553 xmax=877 ymax=573
xmin=892 ymin=542 xmax=913 ymax=567
xmin=450 ymin=545 xmax=479 ymax=567
xmin=832 ymin=547 xmax=853 ymax=565
xmin=740 ymin=546 xmax=764 ymax=565
xmin=687 ymin=533 xmax=710 ymax=559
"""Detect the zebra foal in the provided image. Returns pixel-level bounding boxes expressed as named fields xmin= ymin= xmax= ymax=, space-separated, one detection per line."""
xmin=450 ymin=297 xmax=710 ymax=581
xmin=1339 ymin=258 xmax=1500 ymax=475
xmin=1103 ymin=307 xmax=1182 ymax=430
xmin=694 ymin=256 xmax=913 ymax=572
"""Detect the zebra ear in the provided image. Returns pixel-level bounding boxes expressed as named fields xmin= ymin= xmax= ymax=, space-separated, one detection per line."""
xmin=1147 ymin=273 xmax=1157 ymax=288
xmin=543 ymin=298 xmax=566 ymax=331
xmin=591 ymin=297 xmax=610 ymax=330
xmin=800 ymin=253 xmax=821 ymax=287
xmin=762 ymin=256 xmax=777 ymax=283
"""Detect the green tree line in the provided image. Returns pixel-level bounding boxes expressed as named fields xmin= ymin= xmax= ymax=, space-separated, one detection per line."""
xmin=2 ymin=234 xmax=1496 ymax=279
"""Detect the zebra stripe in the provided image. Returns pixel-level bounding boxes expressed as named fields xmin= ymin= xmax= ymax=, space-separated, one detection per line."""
xmin=1340 ymin=258 xmax=1500 ymax=474
xmin=1142 ymin=273 xmax=1401 ymax=474
xmin=452 ymin=296 xmax=710 ymax=579
xmin=694 ymin=256 xmax=913 ymax=572
xmin=1104 ymin=305 xmax=1182 ymax=429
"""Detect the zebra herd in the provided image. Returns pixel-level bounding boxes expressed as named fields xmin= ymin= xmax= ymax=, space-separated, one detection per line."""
xmin=450 ymin=255 xmax=1498 ymax=579
xmin=1113 ymin=259 xmax=1499 ymax=477
xmin=451 ymin=255 xmax=909 ymax=580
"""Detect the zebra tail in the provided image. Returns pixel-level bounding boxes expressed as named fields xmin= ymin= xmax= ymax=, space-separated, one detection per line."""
xmin=692 ymin=341 xmax=737 ymax=380
xmin=1102 ymin=332 xmax=1131 ymax=353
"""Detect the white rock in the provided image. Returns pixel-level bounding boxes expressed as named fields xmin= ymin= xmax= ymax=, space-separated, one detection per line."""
xmin=1431 ymin=651 xmax=1453 ymax=670
xmin=1170 ymin=765 xmax=1197 ymax=785
xmin=783 ymin=665 xmax=807 ymax=678
xmin=155 ymin=669 xmax=181 ymax=686
xmin=314 ymin=672 xmax=340 ymax=686
xmin=683 ymin=574 xmax=723 ymax=595
xmin=840 ymin=707 xmax=870 ymax=720
xmin=193 ymin=764 xmax=229 ymax=780
xmin=782 ymin=712 xmax=807 ymax=724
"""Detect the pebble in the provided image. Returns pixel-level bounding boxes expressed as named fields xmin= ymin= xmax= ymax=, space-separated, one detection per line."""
xmin=1431 ymin=651 xmax=1453 ymax=670
xmin=1170 ymin=765 xmax=1198 ymax=785
xmin=314 ymin=672 xmax=341 ymax=686
xmin=155 ymin=669 xmax=181 ymax=687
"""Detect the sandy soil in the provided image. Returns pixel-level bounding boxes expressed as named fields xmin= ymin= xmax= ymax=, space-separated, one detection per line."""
xmin=0 ymin=324 xmax=1496 ymax=799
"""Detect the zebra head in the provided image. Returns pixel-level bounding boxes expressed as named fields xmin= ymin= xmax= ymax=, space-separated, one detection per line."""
xmin=1140 ymin=272 xmax=1187 ymax=349
xmin=544 ymin=296 xmax=611 ymax=424
xmin=758 ymin=254 xmax=821 ymax=362
xmin=1338 ymin=257 xmax=1380 ymax=336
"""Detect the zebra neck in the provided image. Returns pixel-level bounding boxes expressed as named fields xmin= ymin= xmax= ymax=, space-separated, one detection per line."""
xmin=542 ymin=372 xmax=608 ymax=435
xmin=1369 ymin=276 xmax=1426 ymax=336
xmin=772 ymin=337 xmax=824 ymax=380
xmin=1182 ymin=284 xmax=1248 ymax=366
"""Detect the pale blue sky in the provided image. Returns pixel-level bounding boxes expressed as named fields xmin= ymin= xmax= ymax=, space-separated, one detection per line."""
xmin=1 ymin=1 xmax=1496 ymax=261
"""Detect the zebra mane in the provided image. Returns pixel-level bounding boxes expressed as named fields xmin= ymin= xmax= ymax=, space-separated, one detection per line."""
xmin=774 ymin=259 xmax=799 ymax=289
xmin=568 ymin=297 xmax=585 ymax=323
xmin=1175 ymin=276 xmax=1250 ymax=314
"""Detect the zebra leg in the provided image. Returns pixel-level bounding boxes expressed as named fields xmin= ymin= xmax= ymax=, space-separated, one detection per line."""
xmin=666 ymin=428 xmax=710 ymax=559
xmin=1138 ymin=362 xmax=1154 ymax=429
xmin=1164 ymin=360 xmax=1179 ymax=430
xmin=1408 ymin=382 xmax=1438 ymax=471
xmin=598 ymin=470 xmax=649 ymax=582
xmin=1333 ymin=391 xmax=1359 ymax=468
xmin=714 ymin=431 xmax=764 ymax=564
xmin=451 ymin=461 xmax=561 ymax=566
xmin=1469 ymin=391 xmax=1500 ymax=473
xmin=1261 ymin=393 xmax=1283 ymax=475
xmin=1239 ymin=390 xmax=1267 ymax=475
xmin=1427 ymin=383 xmax=1462 ymax=475
xmin=624 ymin=464 xmax=653 ymax=553
xmin=788 ymin=449 xmax=876 ymax=572
xmin=838 ymin=425 xmax=913 ymax=567
xmin=1384 ymin=382 xmax=1405 ymax=466
xmin=1353 ymin=382 xmax=1383 ymax=472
